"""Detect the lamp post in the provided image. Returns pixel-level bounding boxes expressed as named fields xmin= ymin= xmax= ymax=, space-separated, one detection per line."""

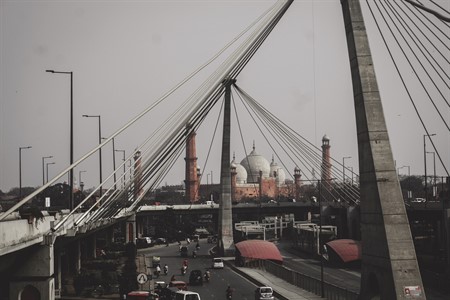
xmin=46 ymin=162 xmax=55 ymax=183
xmin=318 ymin=179 xmax=324 ymax=298
xmin=424 ymin=133 xmax=436 ymax=200
xmin=426 ymin=152 xmax=436 ymax=197
xmin=103 ymin=137 xmax=117 ymax=190
xmin=19 ymin=146 xmax=32 ymax=198
xmin=42 ymin=155 xmax=53 ymax=185
xmin=207 ymin=173 xmax=211 ymax=201
xmin=46 ymin=70 xmax=74 ymax=210
xmin=342 ymin=156 xmax=351 ymax=183
xmin=79 ymin=170 xmax=87 ymax=191
xmin=115 ymin=149 xmax=126 ymax=188
xmin=83 ymin=115 xmax=102 ymax=196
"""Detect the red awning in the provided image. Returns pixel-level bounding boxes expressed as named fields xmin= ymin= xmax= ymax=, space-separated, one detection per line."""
xmin=325 ymin=239 xmax=361 ymax=263
xmin=235 ymin=240 xmax=283 ymax=263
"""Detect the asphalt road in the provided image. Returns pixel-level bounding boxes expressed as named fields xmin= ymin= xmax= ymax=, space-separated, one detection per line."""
xmin=140 ymin=240 xmax=279 ymax=300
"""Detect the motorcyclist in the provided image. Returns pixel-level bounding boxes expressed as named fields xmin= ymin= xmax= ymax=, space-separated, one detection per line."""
xmin=155 ymin=264 xmax=161 ymax=277
xmin=192 ymin=250 xmax=197 ymax=258
xmin=181 ymin=265 xmax=187 ymax=275
xmin=163 ymin=264 xmax=169 ymax=275
xmin=204 ymin=269 xmax=210 ymax=282
xmin=195 ymin=242 xmax=200 ymax=250
xmin=183 ymin=259 xmax=188 ymax=268
xmin=226 ymin=285 xmax=233 ymax=299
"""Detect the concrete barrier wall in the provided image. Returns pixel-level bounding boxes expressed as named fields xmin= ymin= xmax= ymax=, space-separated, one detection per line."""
xmin=0 ymin=212 xmax=84 ymax=256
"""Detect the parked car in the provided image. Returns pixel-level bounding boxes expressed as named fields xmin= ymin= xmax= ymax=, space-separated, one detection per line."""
xmin=254 ymin=286 xmax=274 ymax=300
xmin=212 ymin=257 xmax=224 ymax=269
xmin=169 ymin=280 xmax=188 ymax=291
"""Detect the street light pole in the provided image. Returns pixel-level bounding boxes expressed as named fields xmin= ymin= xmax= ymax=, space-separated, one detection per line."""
xmin=79 ymin=170 xmax=86 ymax=187
xmin=427 ymin=151 xmax=436 ymax=197
xmin=46 ymin=162 xmax=55 ymax=183
xmin=115 ymin=149 xmax=126 ymax=188
xmin=83 ymin=115 xmax=102 ymax=197
xmin=46 ymin=70 xmax=74 ymax=210
xmin=103 ymin=137 xmax=117 ymax=190
xmin=19 ymin=146 xmax=32 ymax=198
xmin=42 ymin=155 xmax=53 ymax=185
xmin=318 ymin=179 xmax=324 ymax=298
xmin=424 ymin=133 xmax=436 ymax=200
xmin=342 ymin=156 xmax=351 ymax=183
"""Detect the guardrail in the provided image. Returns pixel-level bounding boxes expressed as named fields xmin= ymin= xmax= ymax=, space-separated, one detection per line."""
xmin=247 ymin=259 xmax=359 ymax=300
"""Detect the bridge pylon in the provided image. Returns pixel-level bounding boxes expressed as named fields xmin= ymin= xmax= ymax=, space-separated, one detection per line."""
xmin=218 ymin=78 xmax=236 ymax=256
xmin=341 ymin=0 xmax=425 ymax=299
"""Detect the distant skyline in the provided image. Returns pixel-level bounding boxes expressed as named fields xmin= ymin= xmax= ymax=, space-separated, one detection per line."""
xmin=1 ymin=0 xmax=448 ymax=192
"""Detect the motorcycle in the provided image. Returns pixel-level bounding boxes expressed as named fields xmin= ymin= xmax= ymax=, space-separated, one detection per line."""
xmin=163 ymin=265 xmax=168 ymax=275
xmin=192 ymin=251 xmax=197 ymax=258
xmin=181 ymin=265 xmax=187 ymax=275
xmin=203 ymin=272 xmax=210 ymax=283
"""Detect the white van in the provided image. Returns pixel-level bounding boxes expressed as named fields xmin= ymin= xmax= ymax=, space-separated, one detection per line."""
xmin=175 ymin=291 xmax=201 ymax=300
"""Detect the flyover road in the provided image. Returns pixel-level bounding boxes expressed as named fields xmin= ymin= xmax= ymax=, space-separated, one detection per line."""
xmin=276 ymin=241 xmax=447 ymax=300
xmin=140 ymin=240 xmax=281 ymax=300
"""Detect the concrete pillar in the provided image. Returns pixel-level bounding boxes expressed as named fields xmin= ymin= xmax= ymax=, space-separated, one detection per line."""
xmin=218 ymin=78 xmax=235 ymax=256
xmin=341 ymin=1 xmax=425 ymax=299
xmin=10 ymin=244 xmax=55 ymax=300
xmin=75 ymin=239 xmax=81 ymax=273
xmin=126 ymin=213 xmax=137 ymax=244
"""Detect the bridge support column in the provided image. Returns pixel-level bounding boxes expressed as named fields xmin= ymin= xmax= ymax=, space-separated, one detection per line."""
xmin=126 ymin=213 xmax=137 ymax=244
xmin=218 ymin=78 xmax=236 ymax=256
xmin=10 ymin=244 xmax=55 ymax=300
xmin=341 ymin=0 xmax=425 ymax=299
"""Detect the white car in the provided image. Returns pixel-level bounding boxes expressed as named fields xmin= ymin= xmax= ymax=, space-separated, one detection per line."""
xmin=212 ymin=258 xmax=224 ymax=269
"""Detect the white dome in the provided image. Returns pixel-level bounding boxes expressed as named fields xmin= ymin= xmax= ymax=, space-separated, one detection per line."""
xmin=231 ymin=154 xmax=247 ymax=184
xmin=240 ymin=146 xmax=270 ymax=183
xmin=270 ymin=156 xmax=286 ymax=185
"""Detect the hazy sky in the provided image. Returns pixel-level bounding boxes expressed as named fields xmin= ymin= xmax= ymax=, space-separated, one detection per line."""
xmin=1 ymin=0 xmax=449 ymax=192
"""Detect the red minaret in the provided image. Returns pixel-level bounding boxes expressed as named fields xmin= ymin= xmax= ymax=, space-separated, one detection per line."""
xmin=185 ymin=126 xmax=199 ymax=203
xmin=321 ymin=134 xmax=332 ymax=191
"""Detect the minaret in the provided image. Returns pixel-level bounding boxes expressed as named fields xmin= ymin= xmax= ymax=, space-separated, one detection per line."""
xmin=321 ymin=134 xmax=332 ymax=192
xmin=184 ymin=125 xmax=199 ymax=203
xmin=294 ymin=166 xmax=301 ymax=201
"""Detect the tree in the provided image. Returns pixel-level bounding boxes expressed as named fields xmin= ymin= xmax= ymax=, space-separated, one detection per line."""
xmin=399 ymin=175 xmax=424 ymax=199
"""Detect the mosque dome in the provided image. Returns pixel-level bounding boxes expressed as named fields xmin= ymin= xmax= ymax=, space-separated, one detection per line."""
xmin=231 ymin=154 xmax=247 ymax=184
xmin=240 ymin=145 xmax=270 ymax=183
xmin=269 ymin=156 xmax=286 ymax=185
xmin=322 ymin=134 xmax=330 ymax=142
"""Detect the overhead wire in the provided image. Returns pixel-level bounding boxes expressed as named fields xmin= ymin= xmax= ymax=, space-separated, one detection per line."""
xmin=366 ymin=0 xmax=449 ymax=176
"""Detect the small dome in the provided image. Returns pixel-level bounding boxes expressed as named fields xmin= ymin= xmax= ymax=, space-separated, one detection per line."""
xmin=294 ymin=166 xmax=300 ymax=172
xmin=235 ymin=164 xmax=248 ymax=184
xmin=231 ymin=153 xmax=247 ymax=184
xmin=322 ymin=134 xmax=330 ymax=142
xmin=240 ymin=144 xmax=270 ymax=183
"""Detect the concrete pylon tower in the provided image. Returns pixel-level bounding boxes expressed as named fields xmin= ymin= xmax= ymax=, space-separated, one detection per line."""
xmin=341 ymin=0 xmax=425 ymax=299
xmin=185 ymin=125 xmax=199 ymax=203
xmin=218 ymin=78 xmax=235 ymax=256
